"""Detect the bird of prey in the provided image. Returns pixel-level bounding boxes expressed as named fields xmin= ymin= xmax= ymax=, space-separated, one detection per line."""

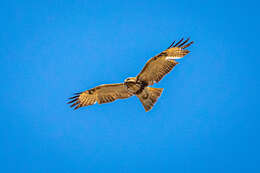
xmin=68 ymin=38 xmax=194 ymax=111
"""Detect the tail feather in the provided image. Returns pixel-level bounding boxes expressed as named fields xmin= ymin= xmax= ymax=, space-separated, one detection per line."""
xmin=137 ymin=87 xmax=163 ymax=112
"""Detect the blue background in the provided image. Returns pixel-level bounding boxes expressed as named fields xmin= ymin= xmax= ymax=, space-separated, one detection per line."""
xmin=1 ymin=0 xmax=259 ymax=172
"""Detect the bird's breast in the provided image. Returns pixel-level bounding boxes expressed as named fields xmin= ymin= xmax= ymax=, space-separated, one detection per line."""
xmin=124 ymin=82 xmax=142 ymax=94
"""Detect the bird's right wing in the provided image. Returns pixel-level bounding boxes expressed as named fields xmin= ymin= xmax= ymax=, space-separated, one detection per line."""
xmin=136 ymin=38 xmax=193 ymax=86
xmin=68 ymin=83 xmax=133 ymax=110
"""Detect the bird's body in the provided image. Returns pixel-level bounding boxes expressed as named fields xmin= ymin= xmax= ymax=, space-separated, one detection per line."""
xmin=124 ymin=77 xmax=147 ymax=95
xmin=68 ymin=38 xmax=194 ymax=111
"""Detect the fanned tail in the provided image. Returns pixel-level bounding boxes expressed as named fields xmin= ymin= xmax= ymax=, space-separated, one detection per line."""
xmin=137 ymin=87 xmax=163 ymax=112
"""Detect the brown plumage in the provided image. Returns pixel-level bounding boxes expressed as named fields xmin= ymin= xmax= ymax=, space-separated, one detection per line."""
xmin=137 ymin=38 xmax=193 ymax=86
xmin=68 ymin=38 xmax=193 ymax=111
xmin=68 ymin=84 xmax=132 ymax=110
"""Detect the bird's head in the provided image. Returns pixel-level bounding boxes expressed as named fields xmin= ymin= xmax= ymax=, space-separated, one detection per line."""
xmin=124 ymin=77 xmax=137 ymax=83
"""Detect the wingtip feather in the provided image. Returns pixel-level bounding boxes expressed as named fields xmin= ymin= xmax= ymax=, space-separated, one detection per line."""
xmin=181 ymin=41 xmax=194 ymax=49
xmin=173 ymin=38 xmax=184 ymax=47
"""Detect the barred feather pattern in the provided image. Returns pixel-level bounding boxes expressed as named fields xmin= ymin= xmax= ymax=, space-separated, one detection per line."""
xmin=67 ymin=83 xmax=132 ymax=110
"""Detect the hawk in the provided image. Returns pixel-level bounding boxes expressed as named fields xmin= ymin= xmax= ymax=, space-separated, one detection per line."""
xmin=68 ymin=38 xmax=194 ymax=111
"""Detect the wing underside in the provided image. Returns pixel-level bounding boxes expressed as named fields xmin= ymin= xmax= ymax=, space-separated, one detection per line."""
xmin=68 ymin=83 xmax=132 ymax=110
xmin=136 ymin=38 xmax=193 ymax=85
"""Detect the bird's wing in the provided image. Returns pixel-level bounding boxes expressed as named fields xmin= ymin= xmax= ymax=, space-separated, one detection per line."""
xmin=136 ymin=38 xmax=194 ymax=86
xmin=68 ymin=83 xmax=132 ymax=110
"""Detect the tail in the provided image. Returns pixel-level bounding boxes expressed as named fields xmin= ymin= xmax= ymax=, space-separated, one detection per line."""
xmin=137 ymin=87 xmax=163 ymax=112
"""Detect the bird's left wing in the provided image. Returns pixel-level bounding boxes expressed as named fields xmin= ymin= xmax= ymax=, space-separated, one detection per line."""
xmin=136 ymin=38 xmax=193 ymax=86
xmin=68 ymin=83 xmax=132 ymax=110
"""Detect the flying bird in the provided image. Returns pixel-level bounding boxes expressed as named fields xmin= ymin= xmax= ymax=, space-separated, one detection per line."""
xmin=68 ymin=38 xmax=194 ymax=111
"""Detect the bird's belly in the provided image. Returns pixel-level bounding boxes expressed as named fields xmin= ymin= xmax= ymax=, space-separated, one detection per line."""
xmin=125 ymin=82 xmax=141 ymax=94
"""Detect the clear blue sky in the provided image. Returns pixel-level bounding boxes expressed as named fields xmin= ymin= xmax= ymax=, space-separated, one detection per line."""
xmin=1 ymin=0 xmax=259 ymax=172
